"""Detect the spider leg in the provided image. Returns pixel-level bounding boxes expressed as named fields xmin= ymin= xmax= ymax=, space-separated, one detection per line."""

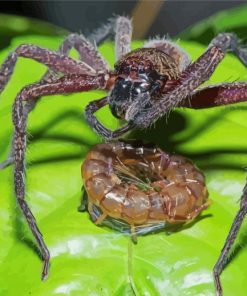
xmin=1 ymin=16 xmax=131 ymax=167
xmin=0 ymin=97 xmax=41 ymax=170
xmin=58 ymin=33 xmax=109 ymax=72
xmin=12 ymin=74 xmax=106 ymax=280
xmin=209 ymin=32 xmax=247 ymax=66
xmin=87 ymin=15 xmax=132 ymax=60
xmin=179 ymin=82 xmax=247 ymax=295
xmin=0 ymin=32 xmax=109 ymax=169
xmin=115 ymin=16 xmax=132 ymax=60
xmin=0 ymin=42 xmax=97 ymax=130
xmin=129 ymin=46 xmax=225 ymax=127
xmin=0 ymin=29 xmax=110 ymax=96
xmin=0 ymin=45 xmax=97 ymax=96
xmin=87 ymin=17 xmax=117 ymax=45
xmin=180 ymin=82 xmax=247 ymax=109
xmin=85 ymin=97 xmax=134 ymax=139
xmin=129 ymin=33 xmax=247 ymax=128
xmin=213 ymin=186 xmax=247 ymax=296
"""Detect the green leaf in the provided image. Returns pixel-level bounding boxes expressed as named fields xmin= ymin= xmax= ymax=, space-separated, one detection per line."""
xmin=0 ymin=13 xmax=66 ymax=52
xmin=1 ymin=20 xmax=247 ymax=296
xmin=179 ymin=3 xmax=247 ymax=45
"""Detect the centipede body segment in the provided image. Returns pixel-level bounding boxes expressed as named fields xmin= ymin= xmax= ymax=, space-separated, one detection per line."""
xmin=81 ymin=141 xmax=209 ymax=236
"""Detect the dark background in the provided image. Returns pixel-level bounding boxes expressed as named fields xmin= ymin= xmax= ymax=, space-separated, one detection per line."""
xmin=0 ymin=1 xmax=246 ymax=38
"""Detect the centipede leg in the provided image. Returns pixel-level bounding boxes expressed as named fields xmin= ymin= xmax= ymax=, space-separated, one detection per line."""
xmin=78 ymin=188 xmax=88 ymax=212
xmin=85 ymin=201 xmax=107 ymax=225
xmin=130 ymin=225 xmax=138 ymax=244
xmin=94 ymin=212 xmax=108 ymax=225
xmin=186 ymin=201 xmax=211 ymax=220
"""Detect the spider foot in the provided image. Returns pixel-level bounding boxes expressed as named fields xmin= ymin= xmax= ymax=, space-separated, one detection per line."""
xmin=209 ymin=33 xmax=247 ymax=68
xmin=41 ymin=251 xmax=50 ymax=281
xmin=0 ymin=157 xmax=13 ymax=170
xmin=238 ymin=46 xmax=247 ymax=66
xmin=213 ymin=270 xmax=222 ymax=296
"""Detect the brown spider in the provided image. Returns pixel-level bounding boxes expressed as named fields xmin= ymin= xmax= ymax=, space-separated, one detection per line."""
xmin=0 ymin=16 xmax=247 ymax=296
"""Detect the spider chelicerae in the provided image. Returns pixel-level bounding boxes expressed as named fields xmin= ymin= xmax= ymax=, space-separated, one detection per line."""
xmin=0 ymin=16 xmax=247 ymax=296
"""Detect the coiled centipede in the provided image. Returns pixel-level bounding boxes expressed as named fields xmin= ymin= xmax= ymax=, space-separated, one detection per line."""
xmin=81 ymin=141 xmax=209 ymax=239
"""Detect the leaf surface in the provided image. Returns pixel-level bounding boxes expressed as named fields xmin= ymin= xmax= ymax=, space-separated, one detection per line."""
xmin=1 ymin=14 xmax=247 ymax=296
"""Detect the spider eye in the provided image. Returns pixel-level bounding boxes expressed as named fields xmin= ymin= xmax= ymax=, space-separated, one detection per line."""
xmin=133 ymin=88 xmax=140 ymax=95
xmin=132 ymin=82 xmax=150 ymax=95
xmin=140 ymin=82 xmax=150 ymax=90
xmin=139 ymin=68 xmax=145 ymax=74
xmin=117 ymin=76 xmax=125 ymax=82
xmin=139 ymin=73 xmax=149 ymax=80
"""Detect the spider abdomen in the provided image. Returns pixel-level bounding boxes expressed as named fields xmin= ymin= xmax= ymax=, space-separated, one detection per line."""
xmin=115 ymin=47 xmax=180 ymax=79
xmin=109 ymin=48 xmax=181 ymax=120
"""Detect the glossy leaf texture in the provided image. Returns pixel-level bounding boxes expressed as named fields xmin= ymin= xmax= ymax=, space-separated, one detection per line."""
xmin=179 ymin=3 xmax=247 ymax=45
xmin=1 ymin=18 xmax=247 ymax=296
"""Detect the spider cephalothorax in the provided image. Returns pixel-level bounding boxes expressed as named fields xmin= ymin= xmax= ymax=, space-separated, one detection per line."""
xmin=109 ymin=48 xmax=177 ymax=120
xmin=0 ymin=16 xmax=247 ymax=296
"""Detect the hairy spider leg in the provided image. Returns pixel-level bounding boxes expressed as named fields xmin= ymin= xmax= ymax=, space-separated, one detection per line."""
xmin=0 ymin=32 xmax=109 ymax=169
xmin=12 ymin=74 xmax=107 ymax=280
xmin=115 ymin=16 xmax=132 ymax=60
xmin=121 ymin=35 xmax=247 ymax=293
xmin=127 ymin=46 xmax=224 ymax=126
xmin=0 ymin=35 xmax=111 ymax=105
xmin=59 ymin=33 xmax=109 ymax=71
xmin=135 ymin=33 xmax=247 ymax=296
xmin=85 ymin=98 xmax=134 ymax=139
xmin=85 ymin=15 xmax=134 ymax=139
xmin=0 ymin=15 xmax=132 ymax=168
xmin=129 ymin=33 xmax=247 ymax=128
xmin=0 ymin=15 xmax=131 ymax=169
xmin=181 ymin=83 xmax=247 ymax=296
xmin=143 ymin=38 xmax=191 ymax=71
xmin=87 ymin=15 xmax=132 ymax=61
xmin=164 ymin=34 xmax=247 ymax=296
xmin=0 ymin=45 xmax=97 ymax=92
xmin=213 ymin=186 xmax=247 ymax=296
xmin=0 ymin=16 xmax=133 ymax=277
xmin=87 ymin=15 xmax=130 ymax=47
xmin=27 ymin=32 xmax=109 ymax=113
xmin=22 ymin=32 xmax=108 ymax=120
xmin=181 ymin=82 xmax=247 ymax=109
xmin=88 ymin=19 xmax=116 ymax=46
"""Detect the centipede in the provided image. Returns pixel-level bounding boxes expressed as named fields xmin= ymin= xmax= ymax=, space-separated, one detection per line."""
xmin=81 ymin=141 xmax=209 ymax=239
